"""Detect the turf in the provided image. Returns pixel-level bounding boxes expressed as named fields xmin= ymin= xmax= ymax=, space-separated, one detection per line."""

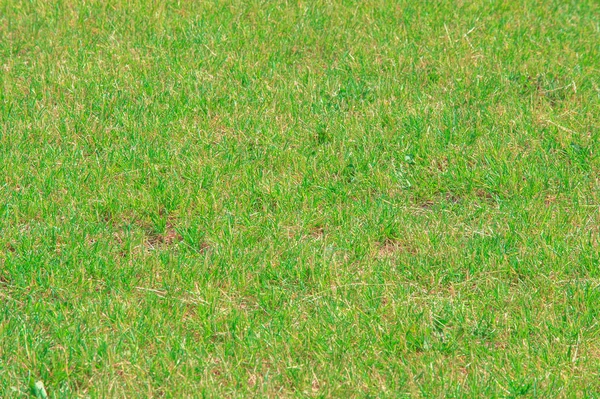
xmin=1 ymin=0 xmax=599 ymax=397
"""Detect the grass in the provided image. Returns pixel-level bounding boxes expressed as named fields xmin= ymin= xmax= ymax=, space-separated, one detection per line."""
xmin=0 ymin=0 xmax=599 ymax=397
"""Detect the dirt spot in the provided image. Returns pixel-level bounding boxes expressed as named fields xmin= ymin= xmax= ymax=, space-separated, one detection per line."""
xmin=312 ymin=378 xmax=320 ymax=392
xmin=248 ymin=374 xmax=258 ymax=387
xmin=145 ymin=223 xmax=182 ymax=248
xmin=196 ymin=241 xmax=210 ymax=253
xmin=475 ymin=189 xmax=495 ymax=202
xmin=494 ymin=341 xmax=507 ymax=349
xmin=182 ymin=303 xmax=198 ymax=320
xmin=86 ymin=235 xmax=97 ymax=246
xmin=545 ymin=195 xmax=557 ymax=206
xmin=431 ymin=157 xmax=449 ymax=172
xmin=112 ymin=232 xmax=124 ymax=244
xmin=445 ymin=192 xmax=461 ymax=204
xmin=310 ymin=225 xmax=325 ymax=239
xmin=378 ymin=238 xmax=416 ymax=258
xmin=419 ymin=199 xmax=435 ymax=209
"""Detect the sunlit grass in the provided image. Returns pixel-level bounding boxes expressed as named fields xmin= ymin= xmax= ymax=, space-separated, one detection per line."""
xmin=1 ymin=0 xmax=599 ymax=397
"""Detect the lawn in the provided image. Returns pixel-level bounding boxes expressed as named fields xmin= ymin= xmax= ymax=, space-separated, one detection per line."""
xmin=1 ymin=0 xmax=599 ymax=397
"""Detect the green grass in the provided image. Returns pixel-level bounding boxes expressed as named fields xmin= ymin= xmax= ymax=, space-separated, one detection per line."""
xmin=1 ymin=0 xmax=599 ymax=397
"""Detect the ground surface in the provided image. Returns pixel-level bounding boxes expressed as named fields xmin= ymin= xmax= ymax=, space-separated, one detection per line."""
xmin=1 ymin=0 xmax=599 ymax=397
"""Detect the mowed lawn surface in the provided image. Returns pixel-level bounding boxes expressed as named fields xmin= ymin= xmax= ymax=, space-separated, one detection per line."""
xmin=1 ymin=0 xmax=599 ymax=397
